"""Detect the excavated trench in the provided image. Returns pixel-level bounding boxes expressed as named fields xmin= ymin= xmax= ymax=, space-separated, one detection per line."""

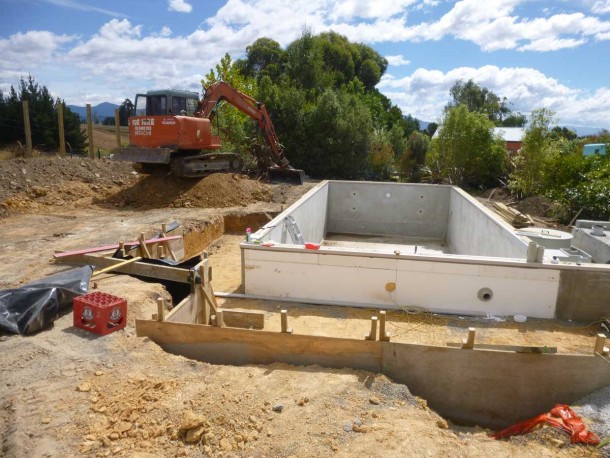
xmin=146 ymin=210 xmax=610 ymax=430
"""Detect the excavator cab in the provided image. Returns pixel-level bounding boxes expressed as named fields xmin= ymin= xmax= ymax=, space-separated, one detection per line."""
xmin=134 ymin=90 xmax=199 ymax=116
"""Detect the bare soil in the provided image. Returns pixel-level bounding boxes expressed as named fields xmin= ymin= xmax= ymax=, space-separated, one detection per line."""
xmin=0 ymin=157 xmax=602 ymax=457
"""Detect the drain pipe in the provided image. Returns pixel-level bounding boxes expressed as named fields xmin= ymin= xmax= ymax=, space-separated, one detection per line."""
xmin=526 ymin=241 xmax=545 ymax=263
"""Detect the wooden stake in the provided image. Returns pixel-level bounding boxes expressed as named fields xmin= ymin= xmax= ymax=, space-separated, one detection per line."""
xmin=157 ymin=297 xmax=165 ymax=322
xmin=22 ymin=100 xmax=32 ymax=157
xmin=114 ymin=108 xmax=121 ymax=148
xmin=117 ymin=241 xmax=126 ymax=258
xmin=91 ymin=256 xmax=142 ymax=277
xmin=139 ymin=233 xmax=152 ymax=258
xmin=216 ymin=310 xmax=225 ymax=327
xmin=281 ymin=310 xmax=292 ymax=334
xmin=365 ymin=316 xmax=378 ymax=341
xmin=58 ymin=102 xmax=66 ymax=157
xmin=161 ymin=225 xmax=178 ymax=261
xmin=379 ymin=311 xmax=390 ymax=341
xmin=157 ymin=244 xmax=165 ymax=259
xmin=594 ymin=334 xmax=606 ymax=355
xmin=462 ymin=327 xmax=476 ymax=349
xmin=86 ymin=103 xmax=94 ymax=159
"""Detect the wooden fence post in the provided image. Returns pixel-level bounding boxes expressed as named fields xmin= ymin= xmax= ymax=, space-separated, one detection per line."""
xmin=58 ymin=102 xmax=66 ymax=157
xmin=86 ymin=103 xmax=94 ymax=159
xmin=114 ymin=108 xmax=121 ymax=148
xmin=22 ymin=100 xmax=32 ymax=157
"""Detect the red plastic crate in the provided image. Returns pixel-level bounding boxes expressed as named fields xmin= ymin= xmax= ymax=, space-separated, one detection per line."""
xmin=73 ymin=292 xmax=127 ymax=335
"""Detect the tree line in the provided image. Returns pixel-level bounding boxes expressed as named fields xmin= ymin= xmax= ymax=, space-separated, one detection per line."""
xmin=0 ymin=75 xmax=86 ymax=152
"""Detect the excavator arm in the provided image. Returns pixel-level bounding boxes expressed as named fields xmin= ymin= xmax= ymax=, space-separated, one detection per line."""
xmin=198 ymin=81 xmax=291 ymax=169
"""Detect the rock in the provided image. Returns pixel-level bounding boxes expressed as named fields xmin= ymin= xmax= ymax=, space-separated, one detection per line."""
xmin=109 ymin=432 xmax=119 ymax=441
xmin=41 ymin=417 xmax=51 ymax=424
xmin=204 ymin=432 xmax=218 ymax=446
xmin=76 ymin=382 xmax=91 ymax=392
xmin=219 ymin=438 xmax=233 ymax=451
xmin=117 ymin=421 xmax=133 ymax=433
xmin=352 ymin=424 xmax=369 ymax=433
xmin=369 ymin=396 xmax=380 ymax=405
xmin=248 ymin=415 xmax=258 ymax=424
xmin=85 ymin=434 xmax=96 ymax=441
xmin=180 ymin=411 xmax=204 ymax=431
xmin=184 ymin=425 xmax=205 ymax=444
xmin=21 ymin=168 xmax=27 ymax=175
xmin=272 ymin=403 xmax=284 ymax=413
xmin=436 ymin=418 xmax=449 ymax=429
xmin=233 ymin=434 xmax=244 ymax=443
xmin=297 ymin=400 xmax=305 ymax=406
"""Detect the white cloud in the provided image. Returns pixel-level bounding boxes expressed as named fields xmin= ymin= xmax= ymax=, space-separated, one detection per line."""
xmin=41 ymin=0 xmax=125 ymax=17
xmin=593 ymin=0 xmax=610 ymax=14
xmin=378 ymin=65 xmax=610 ymax=126
xmin=385 ymin=55 xmax=410 ymax=66
xmin=168 ymin=0 xmax=193 ymax=13
xmin=2 ymin=2 xmax=610 ymax=124
xmin=0 ymin=30 xmax=75 ymax=74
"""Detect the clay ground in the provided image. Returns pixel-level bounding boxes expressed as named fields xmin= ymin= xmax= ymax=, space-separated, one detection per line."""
xmin=0 ymin=157 xmax=604 ymax=457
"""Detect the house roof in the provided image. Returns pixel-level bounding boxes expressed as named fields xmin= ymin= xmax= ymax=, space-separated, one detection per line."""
xmin=493 ymin=127 xmax=525 ymax=142
xmin=432 ymin=126 xmax=526 ymax=142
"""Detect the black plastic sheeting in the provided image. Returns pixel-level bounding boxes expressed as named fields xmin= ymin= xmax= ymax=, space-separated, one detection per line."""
xmin=0 ymin=266 xmax=92 ymax=335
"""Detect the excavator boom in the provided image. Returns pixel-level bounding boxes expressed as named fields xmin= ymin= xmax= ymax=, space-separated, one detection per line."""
xmin=198 ymin=82 xmax=303 ymax=183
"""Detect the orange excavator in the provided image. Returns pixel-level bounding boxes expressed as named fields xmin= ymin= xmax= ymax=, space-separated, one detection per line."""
xmin=113 ymin=82 xmax=304 ymax=183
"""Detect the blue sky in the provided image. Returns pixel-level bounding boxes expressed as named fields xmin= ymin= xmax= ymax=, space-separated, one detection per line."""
xmin=1 ymin=0 xmax=610 ymax=129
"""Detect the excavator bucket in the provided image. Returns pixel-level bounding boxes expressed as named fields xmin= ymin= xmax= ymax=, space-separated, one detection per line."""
xmin=267 ymin=166 xmax=305 ymax=185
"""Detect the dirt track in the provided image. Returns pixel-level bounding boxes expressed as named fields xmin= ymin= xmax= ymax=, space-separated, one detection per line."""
xmin=0 ymin=157 xmax=603 ymax=457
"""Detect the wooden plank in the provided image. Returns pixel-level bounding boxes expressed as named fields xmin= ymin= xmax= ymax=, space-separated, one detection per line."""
xmin=92 ymin=256 xmax=142 ymax=277
xmin=447 ymin=342 xmax=557 ymax=354
xmin=165 ymin=294 xmax=198 ymax=323
xmin=217 ymin=308 xmax=265 ymax=330
xmin=135 ymin=319 xmax=382 ymax=372
xmin=60 ymin=253 xmax=192 ymax=283
xmin=53 ymin=235 xmax=182 ymax=258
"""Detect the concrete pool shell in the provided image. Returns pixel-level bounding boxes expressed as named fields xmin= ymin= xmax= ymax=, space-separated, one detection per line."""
xmin=242 ymin=181 xmax=610 ymax=321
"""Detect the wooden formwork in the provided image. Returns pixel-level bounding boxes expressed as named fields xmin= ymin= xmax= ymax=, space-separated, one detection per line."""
xmin=136 ymin=289 xmax=610 ymax=429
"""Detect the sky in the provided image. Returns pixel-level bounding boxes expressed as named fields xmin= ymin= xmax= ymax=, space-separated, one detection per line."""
xmin=1 ymin=0 xmax=610 ymax=129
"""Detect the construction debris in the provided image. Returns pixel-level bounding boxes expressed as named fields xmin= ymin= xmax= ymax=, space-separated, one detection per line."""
xmin=492 ymin=202 xmax=534 ymax=228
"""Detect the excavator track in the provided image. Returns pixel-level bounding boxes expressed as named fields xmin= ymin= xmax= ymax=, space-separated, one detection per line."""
xmin=170 ymin=153 xmax=244 ymax=178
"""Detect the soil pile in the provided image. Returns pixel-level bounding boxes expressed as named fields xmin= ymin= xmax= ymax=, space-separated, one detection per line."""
xmin=106 ymin=172 xmax=272 ymax=209
xmin=0 ymin=156 xmax=274 ymax=216
xmin=0 ymin=156 xmax=137 ymax=216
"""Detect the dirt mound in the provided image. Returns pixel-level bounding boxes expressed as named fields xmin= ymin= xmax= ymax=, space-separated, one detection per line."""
xmin=0 ymin=156 xmax=138 ymax=216
xmin=105 ymin=172 xmax=272 ymax=209
xmin=0 ymin=157 xmax=274 ymax=216
xmin=515 ymin=196 xmax=558 ymax=218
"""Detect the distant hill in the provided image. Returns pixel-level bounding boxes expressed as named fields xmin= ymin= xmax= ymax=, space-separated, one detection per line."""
xmin=67 ymin=102 xmax=119 ymax=121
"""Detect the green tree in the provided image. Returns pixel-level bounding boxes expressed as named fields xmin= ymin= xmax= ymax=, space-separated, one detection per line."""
xmin=284 ymin=28 xmax=324 ymax=91
xmin=118 ymin=98 xmax=134 ymax=126
xmin=427 ymin=105 xmax=505 ymax=188
xmin=0 ymin=76 xmax=85 ymax=151
xmin=398 ymin=131 xmax=429 ymax=182
xmin=424 ymin=122 xmax=438 ymax=137
xmin=509 ymin=108 xmax=556 ymax=196
xmin=447 ymin=79 xmax=524 ymax=127
xmin=403 ymin=114 xmax=420 ymax=138
xmin=241 ymin=37 xmax=284 ymax=81
xmin=303 ymin=89 xmax=373 ymax=178
xmin=202 ymin=53 xmax=259 ymax=154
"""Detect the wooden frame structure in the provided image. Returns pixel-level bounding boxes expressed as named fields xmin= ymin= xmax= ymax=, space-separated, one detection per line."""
xmin=136 ymin=289 xmax=610 ymax=429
